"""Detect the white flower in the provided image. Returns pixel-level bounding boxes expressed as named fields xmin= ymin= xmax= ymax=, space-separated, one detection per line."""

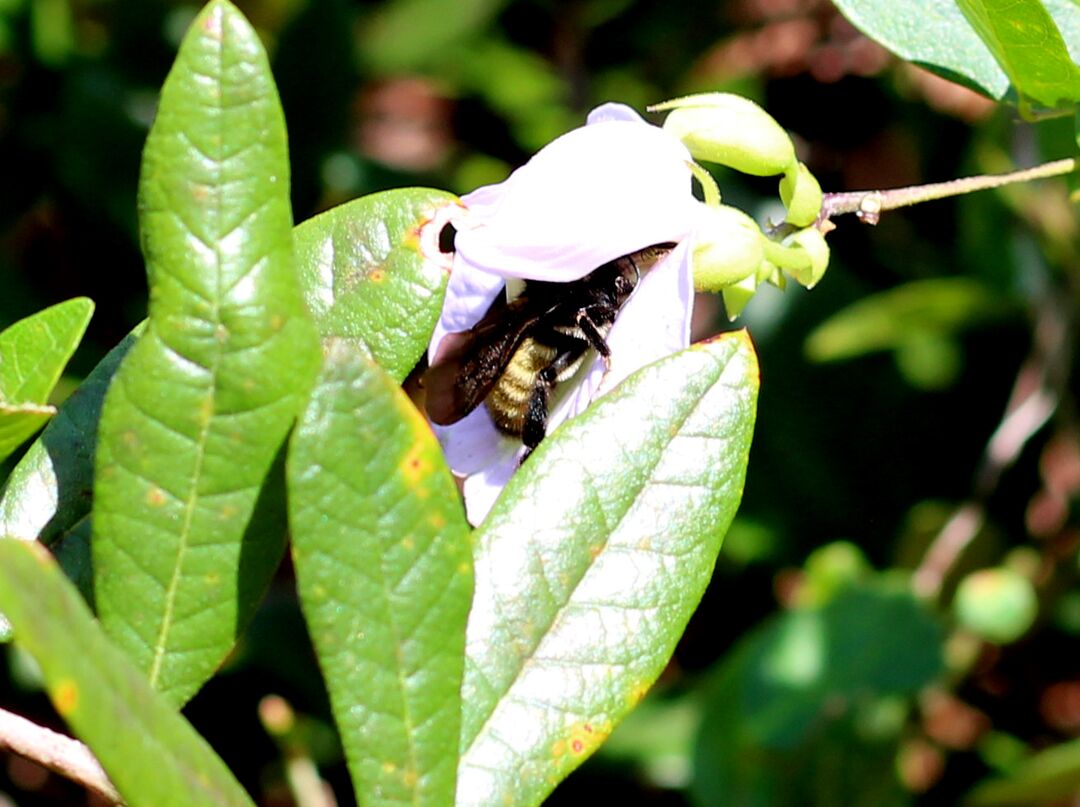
xmin=427 ymin=103 xmax=703 ymax=525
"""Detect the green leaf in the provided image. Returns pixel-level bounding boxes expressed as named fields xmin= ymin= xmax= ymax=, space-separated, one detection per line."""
xmin=0 ymin=297 xmax=94 ymax=463
xmin=0 ymin=328 xmax=139 ymax=545
xmin=288 ymin=342 xmax=473 ymax=807
xmin=691 ymin=582 xmax=943 ymax=807
xmin=0 ymin=329 xmax=134 ymax=644
xmin=833 ymin=0 xmax=1080 ymax=107
xmin=956 ymin=0 xmax=1080 ymax=111
xmin=458 ymin=331 xmax=759 ymax=807
xmin=92 ymin=0 xmax=320 ymax=707
xmin=966 ymin=737 xmax=1080 ymax=805
xmin=293 ymin=189 xmax=457 ymax=381
xmin=0 ymin=538 xmax=256 ymax=807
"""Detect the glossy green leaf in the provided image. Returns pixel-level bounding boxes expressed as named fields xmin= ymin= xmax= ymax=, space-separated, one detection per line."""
xmin=0 ymin=406 xmax=52 ymax=468
xmin=833 ymin=0 xmax=1080 ymax=107
xmin=293 ymin=189 xmax=457 ymax=381
xmin=457 ymin=331 xmax=759 ymax=807
xmin=0 ymin=538 xmax=256 ymax=807
xmin=289 ymin=342 xmax=473 ymax=807
xmin=0 ymin=328 xmax=138 ymax=546
xmin=966 ymin=737 xmax=1080 ymax=805
xmin=92 ymin=0 xmax=319 ymax=707
xmin=691 ymin=582 xmax=943 ymax=807
xmin=956 ymin=0 xmax=1080 ymax=111
xmin=0 ymin=297 xmax=94 ymax=463
xmin=0 ymin=330 xmax=134 ymax=644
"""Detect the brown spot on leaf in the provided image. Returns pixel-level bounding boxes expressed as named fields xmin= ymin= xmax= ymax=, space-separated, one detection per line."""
xmin=553 ymin=719 xmax=612 ymax=761
xmin=400 ymin=444 xmax=431 ymax=485
xmin=146 ymin=486 xmax=167 ymax=507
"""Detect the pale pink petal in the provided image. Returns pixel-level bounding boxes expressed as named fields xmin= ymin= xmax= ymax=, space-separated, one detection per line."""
xmin=431 ymin=404 xmax=520 ymax=476
xmin=455 ymin=120 xmax=697 ymax=281
xmin=586 ymin=102 xmax=649 ymax=124
xmin=462 ymin=453 xmax=520 ymax=525
xmin=427 ymin=263 xmax=505 ymax=362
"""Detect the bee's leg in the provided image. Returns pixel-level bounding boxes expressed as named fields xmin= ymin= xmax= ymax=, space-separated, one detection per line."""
xmin=575 ymin=308 xmax=615 ymax=368
xmin=521 ymin=370 xmax=555 ymax=458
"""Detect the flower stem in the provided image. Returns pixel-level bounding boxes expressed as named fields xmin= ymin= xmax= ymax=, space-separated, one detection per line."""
xmin=818 ymin=157 xmax=1078 ymax=227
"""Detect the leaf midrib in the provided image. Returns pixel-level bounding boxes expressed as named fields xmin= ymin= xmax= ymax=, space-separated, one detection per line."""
xmin=148 ymin=9 xmax=230 ymax=690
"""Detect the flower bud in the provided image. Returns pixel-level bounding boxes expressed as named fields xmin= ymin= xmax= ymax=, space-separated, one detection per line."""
xmin=782 ymin=227 xmax=830 ymax=288
xmin=653 ymin=93 xmax=796 ymax=177
xmin=691 ymin=205 xmax=765 ymax=292
xmin=780 ymin=162 xmax=823 ymax=227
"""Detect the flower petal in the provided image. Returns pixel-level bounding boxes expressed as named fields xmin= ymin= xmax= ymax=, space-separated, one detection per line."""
xmin=427 ymin=262 xmax=505 ymax=362
xmin=462 ymin=453 xmax=520 ymax=525
xmin=455 ymin=119 xmax=697 ymax=282
xmin=431 ymin=404 xmax=519 ymax=476
xmin=586 ymin=102 xmax=648 ymax=124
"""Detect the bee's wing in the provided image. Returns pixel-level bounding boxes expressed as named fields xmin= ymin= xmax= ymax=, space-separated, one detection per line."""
xmin=423 ymin=298 xmax=544 ymax=426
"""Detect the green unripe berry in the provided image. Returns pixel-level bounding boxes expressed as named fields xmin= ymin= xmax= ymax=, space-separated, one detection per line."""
xmin=954 ymin=568 xmax=1038 ymax=644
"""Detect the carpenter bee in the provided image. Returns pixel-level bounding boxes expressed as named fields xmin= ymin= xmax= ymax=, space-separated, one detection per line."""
xmin=423 ymin=242 xmax=675 ymax=457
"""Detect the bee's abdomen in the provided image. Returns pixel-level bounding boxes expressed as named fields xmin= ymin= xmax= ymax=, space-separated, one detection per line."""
xmin=485 ymin=337 xmax=556 ymax=435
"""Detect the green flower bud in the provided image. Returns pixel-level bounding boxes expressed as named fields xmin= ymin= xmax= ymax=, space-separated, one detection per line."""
xmin=954 ymin=568 xmax=1038 ymax=644
xmin=652 ymin=93 xmax=796 ymax=177
xmin=780 ymin=162 xmax=823 ymax=227
xmin=789 ymin=228 xmax=829 ymax=288
xmin=721 ymin=274 xmax=758 ymax=320
xmin=691 ymin=204 xmax=765 ymax=292
xmin=770 ymin=227 xmax=829 ymax=289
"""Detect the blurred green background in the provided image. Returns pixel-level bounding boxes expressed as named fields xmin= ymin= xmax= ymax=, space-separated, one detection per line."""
xmin=1 ymin=0 xmax=1078 ymax=804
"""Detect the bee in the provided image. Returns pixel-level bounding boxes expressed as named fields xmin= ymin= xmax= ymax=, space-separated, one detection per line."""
xmin=423 ymin=243 xmax=675 ymax=457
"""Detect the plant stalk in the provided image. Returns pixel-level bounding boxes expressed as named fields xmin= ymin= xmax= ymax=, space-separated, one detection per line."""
xmin=818 ymin=157 xmax=1078 ymax=226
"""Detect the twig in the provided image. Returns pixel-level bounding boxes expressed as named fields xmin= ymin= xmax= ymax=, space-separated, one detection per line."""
xmin=0 ymin=706 xmax=123 ymax=805
xmin=818 ymin=158 xmax=1078 ymax=226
